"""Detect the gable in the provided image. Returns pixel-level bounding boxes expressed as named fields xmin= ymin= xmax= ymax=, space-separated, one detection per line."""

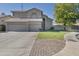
xmin=26 ymin=8 xmax=43 ymax=18
xmin=11 ymin=8 xmax=43 ymax=18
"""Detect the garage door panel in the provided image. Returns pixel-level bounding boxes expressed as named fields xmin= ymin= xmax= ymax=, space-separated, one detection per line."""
xmin=30 ymin=24 xmax=41 ymax=31
xmin=8 ymin=25 xmax=26 ymax=31
xmin=7 ymin=23 xmax=28 ymax=31
xmin=7 ymin=21 xmax=42 ymax=32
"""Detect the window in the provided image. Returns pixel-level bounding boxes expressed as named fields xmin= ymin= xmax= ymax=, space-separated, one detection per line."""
xmin=31 ymin=13 xmax=37 ymax=18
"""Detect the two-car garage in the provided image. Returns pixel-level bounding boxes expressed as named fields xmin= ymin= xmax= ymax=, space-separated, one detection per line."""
xmin=6 ymin=22 xmax=28 ymax=32
xmin=6 ymin=21 xmax=42 ymax=32
xmin=5 ymin=18 xmax=43 ymax=32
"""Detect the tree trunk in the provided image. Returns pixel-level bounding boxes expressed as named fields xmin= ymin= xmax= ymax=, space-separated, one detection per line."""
xmin=64 ymin=26 xmax=66 ymax=31
xmin=63 ymin=22 xmax=67 ymax=31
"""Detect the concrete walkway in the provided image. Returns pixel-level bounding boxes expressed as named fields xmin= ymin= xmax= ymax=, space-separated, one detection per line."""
xmin=54 ymin=32 xmax=79 ymax=56
xmin=0 ymin=32 xmax=37 ymax=56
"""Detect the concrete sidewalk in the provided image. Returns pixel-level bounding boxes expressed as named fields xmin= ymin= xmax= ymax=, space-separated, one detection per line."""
xmin=0 ymin=32 xmax=37 ymax=56
xmin=54 ymin=41 xmax=79 ymax=56
xmin=54 ymin=32 xmax=79 ymax=56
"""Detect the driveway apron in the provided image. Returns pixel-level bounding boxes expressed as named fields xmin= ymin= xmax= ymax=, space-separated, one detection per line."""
xmin=0 ymin=32 xmax=37 ymax=56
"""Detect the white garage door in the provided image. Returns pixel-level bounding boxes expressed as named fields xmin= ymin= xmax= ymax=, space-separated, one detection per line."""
xmin=29 ymin=22 xmax=42 ymax=31
xmin=7 ymin=21 xmax=42 ymax=32
xmin=7 ymin=23 xmax=28 ymax=31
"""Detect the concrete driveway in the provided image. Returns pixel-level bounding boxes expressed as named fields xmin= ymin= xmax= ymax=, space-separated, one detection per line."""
xmin=0 ymin=32 xmax=37 ymax=56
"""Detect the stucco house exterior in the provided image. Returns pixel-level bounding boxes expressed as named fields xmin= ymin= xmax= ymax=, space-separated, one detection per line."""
xmin=53 ymin=19 xmax=79 ymax=31
xmin=0 ymin=14 xmax=12 ymax=31
xmin=0 ymin=8 xmax=53 ymax=32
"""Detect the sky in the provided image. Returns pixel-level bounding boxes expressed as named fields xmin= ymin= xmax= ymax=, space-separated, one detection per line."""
xmin=0 ymin=3 xmax=55 ymax=19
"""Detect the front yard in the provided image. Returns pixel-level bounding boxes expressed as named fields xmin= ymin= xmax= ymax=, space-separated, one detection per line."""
xmin=37 ymin=32 xmax=66 ymax=40
xmin=30 ymin=31 xmax=66 ymax=56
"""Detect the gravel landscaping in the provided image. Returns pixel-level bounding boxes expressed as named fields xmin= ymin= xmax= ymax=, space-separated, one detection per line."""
xmin=30 ymin=39 xmax=66 ymax=56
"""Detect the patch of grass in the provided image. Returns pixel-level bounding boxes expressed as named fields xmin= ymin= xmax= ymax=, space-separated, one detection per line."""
xmin=37 ymin=32 xmax=66 ymax=40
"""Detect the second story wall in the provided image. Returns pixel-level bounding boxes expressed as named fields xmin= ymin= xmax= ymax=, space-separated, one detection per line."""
xmin=11 ymin=8 xmax=43 ymax=19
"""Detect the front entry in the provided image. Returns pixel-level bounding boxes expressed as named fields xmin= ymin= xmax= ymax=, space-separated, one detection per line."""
xmin=42 ymin=18 xmax=45 ymax=31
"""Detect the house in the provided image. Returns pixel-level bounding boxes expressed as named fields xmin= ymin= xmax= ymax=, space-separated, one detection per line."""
xmin=0 ymin=13 xmax=12 ymax=31
xmin=0 ymin=8 xmax=53 ymax=32
xmin=53 ymin=19 xmax=79 ymax=31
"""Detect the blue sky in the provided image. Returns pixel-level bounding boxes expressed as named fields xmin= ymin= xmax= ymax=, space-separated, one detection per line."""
xmin=0 ymin=3 xmax=55 ymax=19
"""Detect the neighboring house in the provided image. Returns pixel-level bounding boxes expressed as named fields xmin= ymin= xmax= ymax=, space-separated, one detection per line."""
xmin=0 ymin=8 xmax=53 ymax=32
xmin=72 ymin=19 xmax=79 ymax=31
xmin=53 ymin=19 xmax=79 ymax=31
xmin=0 ymin=14 xmax=11 ymax=31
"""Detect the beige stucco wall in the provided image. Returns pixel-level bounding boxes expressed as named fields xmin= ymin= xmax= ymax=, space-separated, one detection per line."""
xmin=0 ymin=16 xmax=11 ymax=25
xmin=53 ymin=25 xmax=73 ymax=31
xmin=45 ymin=19 xmax=52 ymax=30
xmin=53 ymin=25 xmax=64 ymax=30
xmin=43 ymin=15 xmax=52 ymax=30
xmin=12 ymin=9 xmax=42 ymax=19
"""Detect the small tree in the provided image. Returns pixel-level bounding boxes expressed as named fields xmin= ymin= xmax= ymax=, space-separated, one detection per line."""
xmin=55 ymin=3 xmax=77 ymax=31
xmin=75 ymin=4 xmax=79 ymax=19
